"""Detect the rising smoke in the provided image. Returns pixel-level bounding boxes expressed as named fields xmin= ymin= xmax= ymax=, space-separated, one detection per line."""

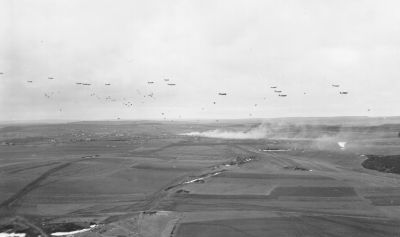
xmin=181 ymin=122 xmax=331 ymax=140
xmin=181 ymin=122 xmax=363 ymax=150
xmin=181 ymin=124 xmax=270 ymax=139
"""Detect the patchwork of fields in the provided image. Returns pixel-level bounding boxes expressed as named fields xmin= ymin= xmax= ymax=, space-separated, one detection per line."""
xmin=1 ymin=120 xmax=400 ymax=236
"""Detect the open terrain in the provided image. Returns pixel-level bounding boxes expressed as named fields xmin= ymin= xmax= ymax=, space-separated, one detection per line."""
xmin=1 ymin=118 xmax=400 ymax=236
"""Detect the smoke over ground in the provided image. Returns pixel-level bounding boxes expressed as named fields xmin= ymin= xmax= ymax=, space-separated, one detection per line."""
xmin=181 ymin=121 xmax=391 ymax=151
xmin=181 ymin=124 xmax=270 ymax=139
xmin=181 ymin=122 xmax=340 ymax=140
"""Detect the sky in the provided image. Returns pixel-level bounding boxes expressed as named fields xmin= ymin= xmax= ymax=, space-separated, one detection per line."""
xmin=1 ymin=0 xmax=400 ymax=121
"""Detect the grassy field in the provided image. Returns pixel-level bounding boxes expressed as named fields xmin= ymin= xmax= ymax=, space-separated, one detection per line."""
xmin=1 ymin=118 xmax=400 ymax=236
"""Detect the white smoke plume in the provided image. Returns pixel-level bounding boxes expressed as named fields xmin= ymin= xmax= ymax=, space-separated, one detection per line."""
xmin=181 ymin=125 xmax=269 ymax=139
xmin=180 ymin=122 xmax=358 ymax=151
xmin=181 ymin=120 xmax=396 ymax=153
xmin=181 ymin=122 xmax=318 ymax=140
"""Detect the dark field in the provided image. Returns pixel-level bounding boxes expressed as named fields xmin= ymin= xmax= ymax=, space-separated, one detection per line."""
xmin=176 ymin=215 xmax=400 ymax=237
xmin=1 ymin=118 xmax=400 ymax=236
xmin=362 ymin=155 xmax=400 ymax=174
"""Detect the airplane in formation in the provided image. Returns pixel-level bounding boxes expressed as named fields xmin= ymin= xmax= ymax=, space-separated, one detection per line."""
xmin=18 ymin=73 xmax=353 ymax=120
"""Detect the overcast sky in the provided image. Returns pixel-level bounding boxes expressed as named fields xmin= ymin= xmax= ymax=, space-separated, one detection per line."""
xmin=1 ymin=0 xmax=400 ymax=121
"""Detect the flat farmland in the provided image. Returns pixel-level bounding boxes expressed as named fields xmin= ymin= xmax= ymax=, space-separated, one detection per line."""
xmin=1 ymin=120 xmax=400 ymax=236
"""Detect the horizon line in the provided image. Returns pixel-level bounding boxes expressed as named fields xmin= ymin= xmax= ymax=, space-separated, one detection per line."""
xmin=1 ymin=115 xmax=400 ymax=125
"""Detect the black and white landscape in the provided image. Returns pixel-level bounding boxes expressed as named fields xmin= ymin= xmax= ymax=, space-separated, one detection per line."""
xmin=1 ymin=1 xmax=400 ymax=236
